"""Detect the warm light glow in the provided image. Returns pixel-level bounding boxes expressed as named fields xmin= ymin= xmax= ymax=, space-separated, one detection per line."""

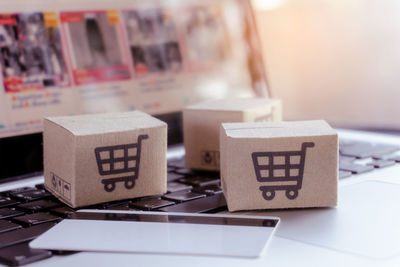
xmin=252 ymin=0 xmax=286 ymax=10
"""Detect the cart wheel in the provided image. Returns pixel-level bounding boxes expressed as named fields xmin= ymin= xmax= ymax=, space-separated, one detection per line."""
xmin=262 ymin=190 xmax=275 ymax=200
xmin=286 ymin=190 xmax=298 ymax=200
xmin=104 ymin=182 xmax=116 ymax=192
xmin=125 ymin=180 xmax=135 ymax=189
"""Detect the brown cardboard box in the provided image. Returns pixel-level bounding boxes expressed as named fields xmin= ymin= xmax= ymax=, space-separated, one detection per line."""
xmin=220 ymin=120 xmax=338 ymax=211
xmin=43 ymin=111 xmax=167 ymax=208
xmin=183 ymin=97 xmax=282 ymax=171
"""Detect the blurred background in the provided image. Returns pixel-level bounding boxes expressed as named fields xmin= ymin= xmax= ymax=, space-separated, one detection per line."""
xmin=253 ymin=0 xmax=400 ymax=130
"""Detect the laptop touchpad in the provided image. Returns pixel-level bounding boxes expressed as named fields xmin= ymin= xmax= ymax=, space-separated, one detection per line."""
xmin=248 ymin=181 xmax=400 ymax=259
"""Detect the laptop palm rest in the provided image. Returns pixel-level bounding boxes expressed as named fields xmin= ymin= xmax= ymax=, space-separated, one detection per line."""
xmin=248 ymin=181 xmax=400 ymax=259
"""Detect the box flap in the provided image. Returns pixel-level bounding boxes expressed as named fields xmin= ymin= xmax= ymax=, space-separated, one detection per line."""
xmin=185 ymin=97 xmax=280 ymax=112
xmin=45 ymin=111 xmax=166 ymax=136
xmin=222 ymin=120 xmax=336 ymax=138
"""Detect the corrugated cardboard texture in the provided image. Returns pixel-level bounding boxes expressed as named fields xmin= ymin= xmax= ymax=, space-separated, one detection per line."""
xmin=43 ymin=111 xmax=167 ymax=208
xmin=183 ymin=98 xmax=281 ymax=171
xmin=43 ymin=120 xmax=75 ymax=205
xmin=220 ymin=120 xmax=338 ymax=211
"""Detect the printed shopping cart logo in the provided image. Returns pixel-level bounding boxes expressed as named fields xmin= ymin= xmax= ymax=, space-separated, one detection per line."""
xmin=251 ymin=142 xmax=315 ymax=200
xmin=94 ymin=134 xmax=148 ymax=192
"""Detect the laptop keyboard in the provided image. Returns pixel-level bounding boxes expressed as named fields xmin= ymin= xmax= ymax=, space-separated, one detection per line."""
xmin=0 ymin=139 xmax=399 ymax=266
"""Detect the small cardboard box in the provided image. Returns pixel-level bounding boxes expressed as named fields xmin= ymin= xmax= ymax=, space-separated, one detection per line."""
xmin=43 ymin=111 xmax=167 ymax=208
xmin=220 ymin=120 xmax=338 ymax=211
xmin=183 ymin=97 xmax=282 ymax=171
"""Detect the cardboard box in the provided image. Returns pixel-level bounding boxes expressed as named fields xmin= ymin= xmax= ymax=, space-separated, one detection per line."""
xmin=183 ymin=97 xmax=282 ymax=171
xmin=220 ymin=120 xmax=338 ymax=211
xmin=43 ymin=111 xmax=167 ymax=208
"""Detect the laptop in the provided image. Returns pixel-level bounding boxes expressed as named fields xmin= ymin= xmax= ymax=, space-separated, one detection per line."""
xmin=1 ymin=0 xmax=400 ymax=266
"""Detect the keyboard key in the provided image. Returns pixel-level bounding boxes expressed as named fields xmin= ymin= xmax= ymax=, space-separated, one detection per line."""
xmin=178 ymin=176 xmax=220 ymax=187
xmin=388 ymin=155 xmax=400 ymax=163
xmin=168 ymin=158 xmax=185 ymax=169
xmin=339 ymin=155 xmax=356 ymax=163
xmin=339 ymin=162 xmax=374 ymax=174
xmin=0 ymin=223 xmax=55 ymax=249
xmin=159 ymin=194 xmax=227 ymax=213
xmin=339 ymin=170 xmax=352 ymax=179
xmin=10 ymin=190 xmax=53 ymax=202
xmin=12 ymin=213 xmax=60 ymax=227
xmin=339 ymin=139 xmax=359 ymax=149
xmin=0 ymin=242 xmax=52 ymax=266
xmin=50 ymin=206 xmax=76 ymax=218
xmin=192 ymin=184 xmax=223 ymax=195
xmin=104 ymin=202 xmax=138 ymax=211
xmin=340 ymin=143 xmax=399 ymax=159
xmin=372 ymin=145 xmax=400 ymax=156
xmin=167 ymin=172 xmax=185 ymax=182
xmin=0 ymin=197 xmax=20 ymax=208
xmin=17 ymin=199 xmax=62 ymax=213
xmin=0 ymin=208 xmax=24 ymax=220
xmin=130 ymin=198 xmax=175 ymax=211
xmin=162 ymin=191 xmax=205 ymax=203
xmin=0 ymin=220 xmax=22 ymax=234
xmin=2 ymin=187 xmax=36 ymax=197
xmin=167 ymin=182 xmax=192 ymax=193
xmin=367 ymin=159 xmax=396 ymax=168
xmin=174 ymin=168 xmax=196 ymax=176
xmin=35 ymin=184 xmax=45 ymax=190
xmin=108 ymin=200 xmax=135 ymax=209
xmin=372 ymin=153 xmax=400 ymax=161
xmin=167 ymin=166 xmax=176 ymax=172
xmin=91 ymin=200 xmax=132 ymax=210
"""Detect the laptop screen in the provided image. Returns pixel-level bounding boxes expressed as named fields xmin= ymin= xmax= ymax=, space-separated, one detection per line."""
xmin=0 ymin=0 xmax=268 ymax=181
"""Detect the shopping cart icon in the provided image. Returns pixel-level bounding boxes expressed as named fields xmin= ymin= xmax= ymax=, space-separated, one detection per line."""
xmin=251 ymin=142 xmax=315 ymax=200
xmin=94 ymin=134 xmax=149 ymax=192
